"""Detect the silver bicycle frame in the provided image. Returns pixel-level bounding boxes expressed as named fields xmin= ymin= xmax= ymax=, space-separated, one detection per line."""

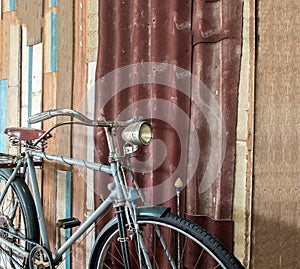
xmin=0 ymin=126 xmax=128 ymax=264
xmin=27 ymin=150 xmax=121 ymax=262
xmin=0 ymin=116 xmax=157 ymax=268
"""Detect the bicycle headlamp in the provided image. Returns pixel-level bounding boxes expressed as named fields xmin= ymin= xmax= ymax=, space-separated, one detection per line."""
xmin=122 ymin=121 xmax=153 ymax=146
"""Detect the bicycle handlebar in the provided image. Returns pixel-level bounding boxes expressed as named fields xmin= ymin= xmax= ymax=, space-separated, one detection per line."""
xmin=28 ymin=109 xmax=94 ymax=125
xmin=28 ymin=108 xmax=143 ymax=127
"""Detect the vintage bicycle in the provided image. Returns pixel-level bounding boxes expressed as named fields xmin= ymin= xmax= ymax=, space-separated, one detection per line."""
xmin=0 ymin=108 xmax=243 ymax=268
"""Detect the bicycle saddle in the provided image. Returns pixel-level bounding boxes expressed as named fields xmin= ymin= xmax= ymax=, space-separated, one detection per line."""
xmin=4 ymin=127 xmax=52 ymax=141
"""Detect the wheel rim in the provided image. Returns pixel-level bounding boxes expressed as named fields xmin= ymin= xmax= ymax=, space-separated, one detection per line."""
xmin=0 ymin=179 xmax=28 ymax=269
xmin=96 ymin=219 xmax=227 ymax=269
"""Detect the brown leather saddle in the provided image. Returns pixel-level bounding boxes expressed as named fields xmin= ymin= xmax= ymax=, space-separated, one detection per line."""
xmin=4 ymin=127 xmax=52 ymax=141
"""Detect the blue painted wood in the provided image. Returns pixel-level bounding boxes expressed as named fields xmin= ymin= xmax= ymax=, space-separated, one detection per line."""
xmin=0 ymin=80 xmax=7 ymax=153
xmin=9 ymin=0 xmax=16 ymax=11
xmin=65 ymin=170 xmax=72 ymax=269
xmin=50 ymin=0 xmax=57 ymax=7
xmin=51 ymin=12 xmax=58 ymax=72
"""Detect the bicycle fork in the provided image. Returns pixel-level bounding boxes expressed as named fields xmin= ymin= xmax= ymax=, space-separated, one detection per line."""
xmin=115 ymin=205 xmax=132 ymax=269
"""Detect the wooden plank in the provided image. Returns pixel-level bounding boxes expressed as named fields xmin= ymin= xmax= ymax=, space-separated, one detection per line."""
xmin=56 ymin=0 xmax=73 ymax=158
xmin=42 ymin=72 xmax=57 ymax=251
xmin=7 ymin=23 xmax=20 ymax=155
xmin=87 ymin=0 xmax=98 ymax=62
xmin=31 ymin=43 xmax=43 ymax=128
xmin=3 ymin=0 xmax=16 ymax=12
xmin=6 ymin=86 xmax=19 ymax=127
xmin=56 ymin=170 xmax=72 ymax=269
xmin=16 ymin=0 xmax=43 ymax=45
xmin=43 ymin=0 xmax=74 ymax=262
xmin=21 ymin=40 xmax=42 ymax=128
xmin=49 ymin=0 xmax=57 ymax=8
xmin=21 ymin=26 xmax=29 ymax=127
xmin=71 ymin=1 xmax=87 ymax=267
xmin=232 ymin=0 xmax=255 ymax=266
xmin=44 ymin=11 xmax=57 ymax=73
xmin=50 ymin=12 xmax=57 ymax=72
xmin=85 ymin=61 xmax=97 ymax=263
xmin=0 ymin=80 xmax=7 ymax=152
xmin=9 ymin=23 xmax=20 ymax=87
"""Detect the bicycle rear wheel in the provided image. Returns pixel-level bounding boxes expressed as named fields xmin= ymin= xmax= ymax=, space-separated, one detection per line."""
xmin=90 ymin=210 xmax=244 ymax=269
xmin=0 ymin=170 xmax=39 ymax=268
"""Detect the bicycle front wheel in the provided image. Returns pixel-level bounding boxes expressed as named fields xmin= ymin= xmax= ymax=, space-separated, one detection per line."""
xmin=90 ymin=210 xmax=244 ymax=269
xmin=0 ymin=170 xmax=39 ymax=269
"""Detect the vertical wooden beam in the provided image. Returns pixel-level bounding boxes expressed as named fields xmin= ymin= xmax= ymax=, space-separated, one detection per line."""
xmin=7 ymin=23 xmax=20 ymax=155
xmin=42 ymin=0 xmax=74 ymax=254
xmin=56 ymin=170 xmax=72 ymax=269
xmin=56 ymin=0 xmax=73 ymax=156
xmin=72 ymin=0 xmax=87 ymax=267
xmin=42 ymin=72 xmax=57 ymax=250
xmin=233 ymin=0 xmax=255 ymax=267
xmin=85 ymin=61 xmax=97 ymax=265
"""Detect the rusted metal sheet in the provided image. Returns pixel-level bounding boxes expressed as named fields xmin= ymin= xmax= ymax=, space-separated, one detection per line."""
xmin=94 ymin=0 xmax=242 ymax=247
xmin=189 ymin=0 xmax=243 ymax=219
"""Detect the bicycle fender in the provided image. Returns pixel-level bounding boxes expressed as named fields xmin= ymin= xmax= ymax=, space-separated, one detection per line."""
xmin=88 ymin=206 xmax=170 ymax=268
xmin=136 ymin=206 xmax=170 ymax=218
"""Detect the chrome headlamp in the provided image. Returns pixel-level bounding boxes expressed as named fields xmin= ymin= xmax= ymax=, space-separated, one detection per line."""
xmin=121 ymin=121 xmax=153 ymax=146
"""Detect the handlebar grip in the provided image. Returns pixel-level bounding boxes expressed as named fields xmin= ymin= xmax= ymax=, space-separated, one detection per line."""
xmin=28 ymin=111 xmax=53 ymax=124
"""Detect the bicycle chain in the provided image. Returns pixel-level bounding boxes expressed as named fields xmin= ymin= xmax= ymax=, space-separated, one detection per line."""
xmin=0 ymin=226 xmax=54 ymax=268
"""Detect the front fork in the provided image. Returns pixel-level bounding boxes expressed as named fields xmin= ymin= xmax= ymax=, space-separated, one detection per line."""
xmin=109 ymin=159 xmax=132 ymax=269
xmin=115 ymin=205 xmax=132 ymax=269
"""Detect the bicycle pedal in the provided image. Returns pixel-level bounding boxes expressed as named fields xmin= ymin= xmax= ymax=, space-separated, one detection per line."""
xmin=56 ymin=217 xmax=81 ymax=229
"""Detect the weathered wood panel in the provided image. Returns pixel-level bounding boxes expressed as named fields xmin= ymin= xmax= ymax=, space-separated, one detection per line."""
xmin=44 ymin=11 xmax=58 ymax=73
xmin=0 ymin=20 xmax=10 ymax=80
xmin=252 ymin=1 xmax=300 ymax=268
xmin=0 ymin=80 xmax=7 ymax=152
xmin=42 ymin=72 xmax=58 ymax=250
xmin=3 ymin=0 xmax=16 ymax=12
xmin=71 ymin=1 xmax=88 ymax=267
xmin=56 ymin=170 xmax=72 ymax=269
xmin=16 ymin=0 xmax=43 ymax=45
xmin=233 ymin=0 xmax=255 ymax=266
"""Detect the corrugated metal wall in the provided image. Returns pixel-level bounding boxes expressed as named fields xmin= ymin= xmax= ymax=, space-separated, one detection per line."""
xmin=95 ymin=0 xmax=242 ymax=251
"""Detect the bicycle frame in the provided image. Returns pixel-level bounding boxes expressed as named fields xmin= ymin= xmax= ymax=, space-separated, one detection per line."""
xmin=0 ymin=126 xmax=133 ymax=266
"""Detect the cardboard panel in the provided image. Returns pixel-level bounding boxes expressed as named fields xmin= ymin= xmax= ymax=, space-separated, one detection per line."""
xmin=252 ymin=1 xmax=300 ymax=268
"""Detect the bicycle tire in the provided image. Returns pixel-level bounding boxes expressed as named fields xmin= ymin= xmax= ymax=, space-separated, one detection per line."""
xmin=0 ymin=170 xmax=39 ymax=268
xmin=90 ymin=211 xmax=244 ymax=269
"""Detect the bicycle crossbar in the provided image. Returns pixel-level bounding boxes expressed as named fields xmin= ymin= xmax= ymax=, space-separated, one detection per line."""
xmin=30 ymin=151 xmax=112 ymax=174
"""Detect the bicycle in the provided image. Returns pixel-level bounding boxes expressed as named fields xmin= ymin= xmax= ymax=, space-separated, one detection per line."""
xmin=0 ymin=108 xmax=244 ymax=268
